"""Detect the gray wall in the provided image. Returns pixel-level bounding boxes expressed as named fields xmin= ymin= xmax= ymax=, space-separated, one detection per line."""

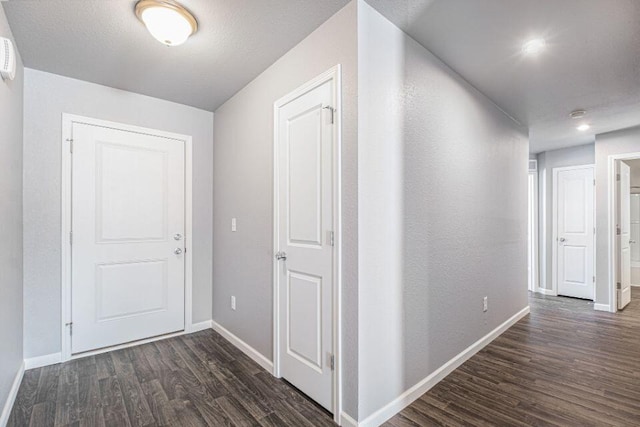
xmin=536 ymin=143 xmax=595 ymax=291
xmin=357 ymin=2 xmax=529 ymax=419
xmin=0 ymin=5 xmax=24 ymax=416
xmin=23 ymin=69 xmax=214 ymax=358
xmin=212 ymin=1 xmax=359 ymax=417
xmin=595 ymin=126 xmax=640 ymax=306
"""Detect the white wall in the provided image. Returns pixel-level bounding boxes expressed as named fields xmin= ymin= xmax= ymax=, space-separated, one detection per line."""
xmin=0 ymin=5 xmax=24 ymax=420
xmin=357 ymin=2 xmax=529 ymax=420
xmin=212 ymin=1 xmax=359 ymax=417
xmin=536 ymin=143 xmax=595 ymax=291
xmin=595 ymin=126 xmax=640 ymax=306
xmin=23 ymin=69 xmax=214 ymax=359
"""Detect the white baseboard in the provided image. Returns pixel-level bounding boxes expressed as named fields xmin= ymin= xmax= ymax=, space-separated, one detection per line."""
xmin=594 ymin=303 xmax=612 ymax=312
xmin=358 ymin=306 xmax=531 ymax=427
xmin=190 ymin=319 xmax=213 ymax=333
xmin=0 ymin=361 xmax=25 ymax=427
xmin=340 ymin=411 xmax=359 ymax=427
xmin=24 ymin=352 xmax=62 ymax=370
xmin=212 ymin=321 xmax=274 ymax=374
xmin=536 ymin=287 xmax=557 ymax=296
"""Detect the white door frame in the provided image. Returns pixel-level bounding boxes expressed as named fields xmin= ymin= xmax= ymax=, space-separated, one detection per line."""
xmin=61 ymin=114 xmax=193 ymax=362
xmin=608 ymin=152 xmax=640 ymax=313
xmin=272 ymin=65 xmax=342 ymax=423
xmin=551 ymin=164 xmax=595 ymax=298
xmin=528 ymin=170 xmax=539 ymax=292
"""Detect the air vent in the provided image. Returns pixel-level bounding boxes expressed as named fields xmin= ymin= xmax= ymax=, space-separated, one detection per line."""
xmin=528 ymin=159 xmax=537 ymax=172
xmin=0 ymin=37 xmax=16 ymax=81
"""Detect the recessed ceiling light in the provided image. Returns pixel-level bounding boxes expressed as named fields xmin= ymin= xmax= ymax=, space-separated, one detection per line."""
xmin=570 ymin=109 xmax=586 ymax=119
xmin=522 ymin=38 xmax=546 ymax=56
xmin=135 ymin=0 xmax=198 ymax=47
xmin=577 ymin=123 xmax=591 ymax=131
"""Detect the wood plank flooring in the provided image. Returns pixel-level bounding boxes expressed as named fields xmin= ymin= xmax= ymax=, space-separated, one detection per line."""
xmin=385 ymin=288 xmax=640 ymax=427
xmin=8 ymin=330 xmax=335 ymax=427
xmin=10 ymin=288 xmax=640 ymax=426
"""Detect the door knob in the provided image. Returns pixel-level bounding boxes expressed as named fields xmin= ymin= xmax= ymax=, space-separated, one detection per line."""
xmin=275 ymin=251 xmax=287 ymax=261
xmin=174 ymin=233 xmax=183 ymax=241
xmin=174 ymin=248 xmax=183 ymax=255
xmin=559 ymin=237 xmax=566 ymax=242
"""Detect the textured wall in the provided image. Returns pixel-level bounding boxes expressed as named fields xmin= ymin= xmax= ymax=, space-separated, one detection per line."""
xmin=0 ymin=4 xmax=24 ymax=418
xmin=357 ymin=2 xmax=529 ymax=419
xmin=595 ymin=126 xmax=640 ymax=307
xmin=23 ymin=69 xmax=214 ymax=358
xmin=212 ymin=1 xmax=359 ymax=417
xmin=535 ymin=143 xmax=595 ymax=291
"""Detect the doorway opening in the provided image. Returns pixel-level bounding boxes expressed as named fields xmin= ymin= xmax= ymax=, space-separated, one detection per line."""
xmin=608 ymin=154 xmax=640 ymax=312
xmin=528 ymin=160 xmax=539 ymax=293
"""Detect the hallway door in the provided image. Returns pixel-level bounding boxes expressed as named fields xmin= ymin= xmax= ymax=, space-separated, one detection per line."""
xmin=554 ymin=165 xmax=595 ymax=300
xmin=618 ymin=161 xmax=632 ymax=309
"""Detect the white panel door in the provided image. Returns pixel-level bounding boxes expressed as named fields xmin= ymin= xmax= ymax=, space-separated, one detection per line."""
xmin=556 ymin=167 xmax=594 ymax=300
xmin=72 ymin=122 xmax=185 ymax=354
xmin=618 ymin=162 xmax=632 ymax=309
xmin=276 ymin=79 xmax=334 ymax=411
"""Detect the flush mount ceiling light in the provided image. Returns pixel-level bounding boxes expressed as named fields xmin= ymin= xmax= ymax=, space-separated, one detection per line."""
xmin=522 ymin=38 xmax=546 ymax=56
xmin=577 ymin=123 xmax=591 ymax=131
xmin=135 ymin=0 xmax=197 ymax=47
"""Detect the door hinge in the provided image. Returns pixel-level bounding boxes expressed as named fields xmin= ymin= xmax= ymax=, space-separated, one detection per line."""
xmin=330 ymin=354 xmax=335 ymax=371
xmin=323 ymin=106 xmax=335 ymax=124
xmin=66 ymin=322 xmax=73 ymax=335
xmin=593 ymin=276 xmax=595 ymax=283
xmin=617 ymin=173 xmax=621 ymax=181
xmin=69 ymin=231 xmax=73 ymax=245
xmin=66 ymin=138 xmax=73 ymax=153
xmin=593 ymin=179 xmax=596 ymax=186
xmin=328 ymin=231 xmax=335 ymax=247
xmin=617 ymin=282 xmax=622 ymax=290
xmin=617 ymin=225 xmax=621 ymax=235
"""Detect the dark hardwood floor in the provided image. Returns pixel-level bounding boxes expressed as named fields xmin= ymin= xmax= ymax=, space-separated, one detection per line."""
xmin=10 ymin=288 xmax=640 ymax=426
xmin=385 ymin=287 xmax=640 ymax=427
xmin=8 ymin=330 xmax=335 ymax=427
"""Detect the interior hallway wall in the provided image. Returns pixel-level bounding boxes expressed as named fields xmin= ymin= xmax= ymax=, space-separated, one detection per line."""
xmin=535 ymin=143 xmax=595 ymax=291
xmin=211 ymin=1 xmax=359 ymax=417
xmin=23 ymin=69 xmax=214 ymax=359
xmin=0 ymin=5 xmax=24 ymax=418
xmin=357 ymin=1 xmax=529 ymax=420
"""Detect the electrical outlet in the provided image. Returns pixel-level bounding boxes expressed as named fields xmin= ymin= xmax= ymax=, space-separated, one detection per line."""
xmin=231 ymin=296 xmax=236 ymax=310
xmin=231 ymin=218 xmax=237 ymax=232
xmin=483 ymin=296 xmax=488 ymax=312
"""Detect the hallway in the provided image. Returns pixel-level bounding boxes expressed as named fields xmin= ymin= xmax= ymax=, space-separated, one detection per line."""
xmin=386 ymin=289 xmax=640 ymax=426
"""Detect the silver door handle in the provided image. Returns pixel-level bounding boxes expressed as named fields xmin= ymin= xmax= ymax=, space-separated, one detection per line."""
xmin=174 ymin=248 xmax=183 ymax=255
xmin=275 ymin=251 xmax=287 ymax=261
xmin=174 ymin=233 xmax=183 ymax=241
xmin=559 ymin=237 xmax=566 ymax=242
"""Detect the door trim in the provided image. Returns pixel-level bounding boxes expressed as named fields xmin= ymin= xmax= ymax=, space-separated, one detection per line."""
xmin=528 ymin=171 xmax=539 ymax=292
xmin=272 ymin=65 xmax=342 ymax=423
xmin=608 ymin=152 xmax=640 ymax=313
xmin=61 ymin=114 xmax=193 ymax=362
xmin=551 ymin=164 xmax=595 ymax=298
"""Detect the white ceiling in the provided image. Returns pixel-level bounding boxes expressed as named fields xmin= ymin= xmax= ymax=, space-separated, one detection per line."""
xmin=2 ymin=0 xmax=349 ymax=112
xmin=4 ymin=0 xmax=640 ymax=152
xmin=366 ymin=0 xmax=640 ymax=153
